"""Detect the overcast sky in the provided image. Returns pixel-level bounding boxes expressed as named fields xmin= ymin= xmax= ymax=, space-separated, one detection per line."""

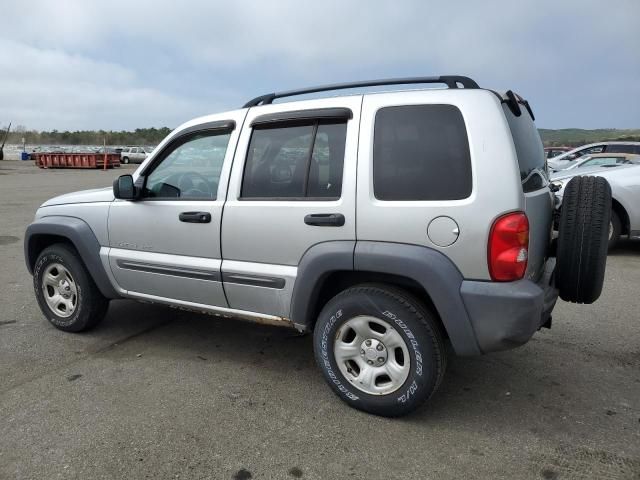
xmin=1 ymin=0 xmax=638 ymax=131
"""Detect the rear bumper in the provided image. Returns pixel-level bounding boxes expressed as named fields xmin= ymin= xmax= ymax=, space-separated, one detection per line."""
xmin=460 ymin=258 xmax=558 ymax=353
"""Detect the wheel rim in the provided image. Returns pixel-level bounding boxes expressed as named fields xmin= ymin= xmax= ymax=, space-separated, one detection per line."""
xmin=334 ymin=315 xmax=411 ymax=395
xmin=42 ymin=263 xmax=77 ymax=318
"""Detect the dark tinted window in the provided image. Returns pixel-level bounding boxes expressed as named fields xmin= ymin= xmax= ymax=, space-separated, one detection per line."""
xmin=502 ymin=104 xmax=547 ymax=192
xmin=568 ymin=145 xmax=605 ymax=160
xmin=373 ymin=105 xmax=472 ymax=201
xmin=242 ymin=121 xmax=347 ymax=199
xmin=308 ymin=124 xmax=346 ymax=198
xmin=606 ymin=144 xmax=640 ymax=154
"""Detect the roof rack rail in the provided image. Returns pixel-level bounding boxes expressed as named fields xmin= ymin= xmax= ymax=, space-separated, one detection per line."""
xmin=243 ymin=75 xmax=480 ymax=108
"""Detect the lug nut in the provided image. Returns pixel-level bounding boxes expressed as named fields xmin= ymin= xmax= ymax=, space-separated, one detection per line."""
xmin=360 ymin=349 xmax=365 ymax=355
xmin=367 ymin=360 xmax=374 ymax=365
xmin=376 ymin=344 xmax=383 ymax=351
xmin=378 ymin=357 xmax=384 ymax=362
xmin=365 ymin=339 xmax=372 ymax=346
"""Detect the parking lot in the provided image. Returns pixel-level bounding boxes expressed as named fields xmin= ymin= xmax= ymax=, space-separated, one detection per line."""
xmin=0 ymin=159 xmax=638 ymax=479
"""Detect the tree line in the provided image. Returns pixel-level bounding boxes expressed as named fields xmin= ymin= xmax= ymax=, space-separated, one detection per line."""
xmin=2 ymin=124 xmax=639 ymax=148
xmin=538 ymin=128 xmax=640 ymax=147
xmin=0 ymin=125 xmax=172 ymax=146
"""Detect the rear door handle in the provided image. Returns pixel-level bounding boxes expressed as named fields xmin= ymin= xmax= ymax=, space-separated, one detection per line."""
xmin=304 ymin=213 xmax=345 ymax=227
xmin=179 ymin=211 xmax=211 ymax=223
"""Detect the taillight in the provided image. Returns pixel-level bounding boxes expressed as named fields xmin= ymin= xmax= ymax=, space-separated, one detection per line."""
xmin=488 ymin=212 xmax=529 ymax=281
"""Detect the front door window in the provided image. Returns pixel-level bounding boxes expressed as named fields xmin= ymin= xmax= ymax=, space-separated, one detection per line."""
xmin=144 ymin=132 xmax=231 ymax=199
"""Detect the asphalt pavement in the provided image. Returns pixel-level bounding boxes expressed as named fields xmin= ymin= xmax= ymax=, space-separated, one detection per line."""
xmin=0 ymin=159 xmax=638 ymax=479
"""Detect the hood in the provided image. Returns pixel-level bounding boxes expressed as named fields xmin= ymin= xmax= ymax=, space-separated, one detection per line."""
xmin=41 ymin=187 xmax=114 ymax=207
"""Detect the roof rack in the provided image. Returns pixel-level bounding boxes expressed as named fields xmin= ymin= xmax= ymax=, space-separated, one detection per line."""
xmin=243 ymin=75 xmax=480 ymax=108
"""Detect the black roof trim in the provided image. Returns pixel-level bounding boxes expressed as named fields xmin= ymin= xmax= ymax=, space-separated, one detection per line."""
xmin=178 ymin=119 xmax=236 ymax=136
xmin=251 ymin=107 xmax=353 ymax=127
xmin=243 ymin=75 xmax=479 ymax=108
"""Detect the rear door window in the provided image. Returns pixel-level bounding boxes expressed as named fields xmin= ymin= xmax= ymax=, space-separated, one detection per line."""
xmin=502 ymin=104 xmax=547 ymax=192
xmin=373 ymin=105 xmax=472 ymax=201
xmin=241 ymin=121 xmax=347 ymax=199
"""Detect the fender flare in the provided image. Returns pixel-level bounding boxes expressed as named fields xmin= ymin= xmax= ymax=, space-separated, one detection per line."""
xmin=24 ymin=216 xmax=120 ymax=299
xmin=290 ymin=241 xmax=355 ymax=331
xmin=290 ymin=240 xmax=481 ymax=356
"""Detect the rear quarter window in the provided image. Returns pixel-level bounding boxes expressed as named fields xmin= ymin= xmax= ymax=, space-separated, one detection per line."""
xmin=502 ymin=104 xmax=547 ymax=192
xmin=373 ymin=104 xmax=472 ymax=201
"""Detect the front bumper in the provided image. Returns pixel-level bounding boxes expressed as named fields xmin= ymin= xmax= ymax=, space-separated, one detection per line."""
xmin=460 ymin=258 xmax=558 ymax=353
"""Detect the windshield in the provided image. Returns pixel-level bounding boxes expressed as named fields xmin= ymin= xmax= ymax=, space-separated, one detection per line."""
xmin=557 ymin=159 xmax=580 ymax=170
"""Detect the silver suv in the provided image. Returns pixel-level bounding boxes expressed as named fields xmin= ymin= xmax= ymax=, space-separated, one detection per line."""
xmin=24 ymin=76 xmax=611 ymax=416
xmin=120 ymin=146 xmax=148 ymax=164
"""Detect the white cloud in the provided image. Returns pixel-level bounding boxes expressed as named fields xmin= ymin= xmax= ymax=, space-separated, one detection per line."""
xmin=0 ymin=39 xmax=202 ymax=130
xmin=1 ymin=0 xmax=639 ymax=129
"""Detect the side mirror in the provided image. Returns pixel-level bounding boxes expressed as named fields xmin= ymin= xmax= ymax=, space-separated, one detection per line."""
xmin=113 ymin=174 xmax=137 ymax=200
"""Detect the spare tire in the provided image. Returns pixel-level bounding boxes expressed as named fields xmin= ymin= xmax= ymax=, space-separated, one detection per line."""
xmin=556 ymin=176 xmax=611 ymax=304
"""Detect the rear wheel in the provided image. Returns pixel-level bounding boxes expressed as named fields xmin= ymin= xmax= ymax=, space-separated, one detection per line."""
xmin=33 ymin=244 xmax=109 ymax=332
xmin=556 ymin=176 xmax=611 ymax=304
xmin=313 ymin=284 xmax=446 ymax=417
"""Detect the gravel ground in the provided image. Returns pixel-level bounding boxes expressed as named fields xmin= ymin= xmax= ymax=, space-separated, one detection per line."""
xmin=0 ymin=159 xmax=639 ymax=480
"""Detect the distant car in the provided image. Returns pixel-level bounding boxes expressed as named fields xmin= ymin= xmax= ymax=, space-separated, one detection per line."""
xmin=552 ymin=162 xmax=640 ymax=248
xmin=120 ymin=146 xmax=147 ymax=164
xmin=548 ymin=142 xmax=640 ymax=170
xmin=544 ymin=147 xmax=571 ymax=159
xmin=550 ymin=153 xmax=640 ymax=172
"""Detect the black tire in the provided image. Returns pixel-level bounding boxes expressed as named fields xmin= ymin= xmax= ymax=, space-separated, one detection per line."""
xmin=122 ymin=157 xmax=129 ymax=164
xmin=556 ymin=176 xmax=611 ymax=304
xmin=608 ymin=210 xmax=621 ymax=250
xmin=33 ymin=243 xmax=109 ymax=332
xmin=313 ymin=284 xmax=446 ymax=417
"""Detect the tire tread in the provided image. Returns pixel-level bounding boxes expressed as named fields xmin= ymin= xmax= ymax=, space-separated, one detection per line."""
xmin=314 ymin=283 xmax=446 ymax=417
xmin=556 ymin=176 xmax=611 ymax=304
xmin=34 ymin=243 xmax=109 ymax=332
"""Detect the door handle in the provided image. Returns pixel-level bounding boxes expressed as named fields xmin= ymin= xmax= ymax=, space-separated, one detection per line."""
xmin=179 ymin=211 xmax=211 ymax=223
xmin=304 ymin=213 xmax=345 ymax=227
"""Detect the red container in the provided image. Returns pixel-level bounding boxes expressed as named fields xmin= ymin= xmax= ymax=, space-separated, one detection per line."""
xmin=35 ymin=153 xmax=121 ymax=169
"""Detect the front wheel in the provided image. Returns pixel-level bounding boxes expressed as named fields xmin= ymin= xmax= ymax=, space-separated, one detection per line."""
xmin=313 ymin=285 xmax=446 ymax=417
xmin=33 ymin=244 xmax=109 ymax=332
xmin=121 ymin=156 xmax=129 ymax=164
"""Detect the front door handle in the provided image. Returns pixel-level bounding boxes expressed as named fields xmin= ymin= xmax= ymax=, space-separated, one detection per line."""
xmin=179 ymin=211 xmax=211 ymax=223
xmin=304 ymin=213 xmax=345 ymax=227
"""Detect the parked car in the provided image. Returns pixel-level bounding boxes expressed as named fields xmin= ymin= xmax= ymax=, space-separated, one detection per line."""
xmin=550 ymin=153 xmax=640 ymax=172
xmin=544 ymin=146 xmax=571 ymax=159
xmin=24 ymin=76 xmax=611 ymax=417
xmin=551 ymin=163 xmax=640 ymax=248
xmin=120 ymin=146 xmax=148 ymax=164
xmin=548 ymin=141 xmax=640 ymax=170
